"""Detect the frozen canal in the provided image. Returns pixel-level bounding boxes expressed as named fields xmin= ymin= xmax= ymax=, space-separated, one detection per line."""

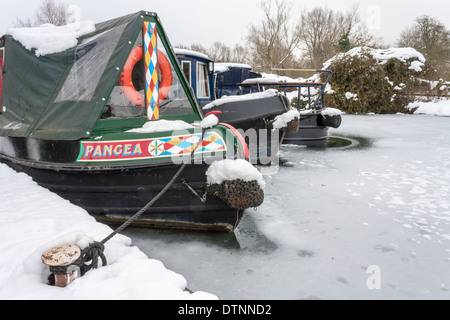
xmin=123 ymin=114 xmax=450 ymax=300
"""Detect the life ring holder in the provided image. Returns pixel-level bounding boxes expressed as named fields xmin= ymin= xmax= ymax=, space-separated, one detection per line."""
xmin=119 ymin=46 xmax=173 ymax=107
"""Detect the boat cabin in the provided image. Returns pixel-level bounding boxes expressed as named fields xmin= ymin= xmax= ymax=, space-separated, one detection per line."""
xmin=0 ymin=11 xmax=206 ymax=142
xmin=174 ymin=48 xmax=215 ymax=108
xmin=214 ymin=63 xmax=262 ymax=99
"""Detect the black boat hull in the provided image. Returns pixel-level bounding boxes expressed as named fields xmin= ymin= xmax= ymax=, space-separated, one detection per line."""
xmin=0 ymin=152 xmax=243 ymax=232
xmin=204 ymin=94 xmax=289 ymax=164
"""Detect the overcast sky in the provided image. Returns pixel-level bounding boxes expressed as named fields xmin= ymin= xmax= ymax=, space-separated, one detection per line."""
xmin=1 ymin=0 xmax=449 ymax=48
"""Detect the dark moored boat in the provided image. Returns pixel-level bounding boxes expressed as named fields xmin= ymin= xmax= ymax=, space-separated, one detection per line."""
xmin=237 ymin=68 xmax=342 ymax=147
xmin=210 ymin=65 xmax=341 ymax=147
xmin=0 ymin=11 xmax=264 ymax=232
xmin=175 ymin=53 xmax=298 ymax=164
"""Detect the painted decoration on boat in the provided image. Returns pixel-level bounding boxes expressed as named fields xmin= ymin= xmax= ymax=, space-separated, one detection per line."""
xmin=144 ymin=21 xmax=159 ymax=120
xmin=77 ymin=132 xmax=227 ymax=163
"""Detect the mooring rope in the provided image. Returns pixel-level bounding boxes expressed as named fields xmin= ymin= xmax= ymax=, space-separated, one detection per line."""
xmin=102 ymin=129 xmax=206 ymax=242
xmin=100 ymin=161 xmax=189 ymax=244
xmin=49 ymin=129 xmax=207 ymax=281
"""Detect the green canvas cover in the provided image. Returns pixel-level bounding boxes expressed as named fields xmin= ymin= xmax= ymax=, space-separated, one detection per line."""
xmin=0 ymin=11 xmax=201 ymax=140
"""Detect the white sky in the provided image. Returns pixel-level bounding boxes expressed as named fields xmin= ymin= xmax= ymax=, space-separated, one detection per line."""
xmin=1 ymin=0 xmax=449 ymax=48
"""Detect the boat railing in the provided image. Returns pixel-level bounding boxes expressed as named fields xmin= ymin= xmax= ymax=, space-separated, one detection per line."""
xmin=237 ymin=68 xmax=332 ymax=111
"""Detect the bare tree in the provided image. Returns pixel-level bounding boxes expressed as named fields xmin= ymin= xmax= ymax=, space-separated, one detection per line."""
xmin=13 ymin=17 xmax=35 ymax=28
xmin=230 ymin=44 xmax=251 ymax=64
xmin=14 ymin=0 xmax=67 ymax=27
xmin=245 ymin=0 xmax=302 ymax=71
xmin=209 ymin=41 xmax=232 ymax=62
xmin=35 ymin=0 xmax=66 ymax=26
xmin=299 ymin=5 xmax=381 ymax=68
xmin=188 ymin=43 xmax=209 ymax=57
xmin=398 ymin=15 xmax=449 ymax=79
xmin=299 ymin=7 xmax=338 ymax=68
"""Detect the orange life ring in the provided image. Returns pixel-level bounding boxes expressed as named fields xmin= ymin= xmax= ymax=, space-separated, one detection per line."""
xmin=119 ymin=46 xmax=173 ymax=107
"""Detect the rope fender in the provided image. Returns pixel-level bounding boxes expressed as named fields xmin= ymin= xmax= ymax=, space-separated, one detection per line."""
xmin=207 ymin=179 xmax=264 ymax=210
xmin=282 ymin=117 xmax=300 ymax=134
xmin=267 ymin=116 xmax=300 ymax=135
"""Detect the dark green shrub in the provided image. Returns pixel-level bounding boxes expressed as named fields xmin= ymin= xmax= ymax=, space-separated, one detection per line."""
xmin=320 ymin=47 xmax=436 ymax=114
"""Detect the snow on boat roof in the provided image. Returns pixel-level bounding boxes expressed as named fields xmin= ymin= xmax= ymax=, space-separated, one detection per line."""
xmin=202 ymin=88 xmax=279 ymax=110
xmin=174 ymin=48 xmax=211 ymax=61
xmin=241 ymin=72 xmax=322 ymax=85
xmin=214 ymin=62 xmax=253 ymax=73
xmin=7 ymin=21 xmax=96 ymax=57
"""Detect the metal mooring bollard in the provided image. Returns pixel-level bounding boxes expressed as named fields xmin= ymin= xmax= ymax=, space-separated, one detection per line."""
xmin=41 ymin=244 xmax=81 ymax=288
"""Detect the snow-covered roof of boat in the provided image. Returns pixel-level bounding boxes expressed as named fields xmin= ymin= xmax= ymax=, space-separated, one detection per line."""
xmin=203 ymin=88 xmax=279 ymax=110
xmin=7 ymin=21 xmax=96 ymax=57
xmin=0 ymin=11 xmax=200 ymax=141
xmin=214 ymin=62 xmax=252 ymax=73
xmin=173 ymin=48 xmax=211 ymax=61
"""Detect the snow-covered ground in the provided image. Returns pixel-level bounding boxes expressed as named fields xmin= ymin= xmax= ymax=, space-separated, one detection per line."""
xmin=407 ymin=99 xmax=450 ymax=117
xmin=0 ymin=165 xmax=216 ymax=300
xmin=1 ymin=108 xmax=450 ymax=300
xmin=125 ymin=112 xmax=450 ymax=300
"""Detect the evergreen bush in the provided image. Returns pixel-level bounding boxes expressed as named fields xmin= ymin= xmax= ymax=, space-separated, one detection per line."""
xmin=320 ymin=47 xmax=437 ymax=114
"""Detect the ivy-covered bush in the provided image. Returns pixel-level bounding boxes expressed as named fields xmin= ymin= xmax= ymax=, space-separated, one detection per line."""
xmin=320 ymin=47 xmax=438 ymax=114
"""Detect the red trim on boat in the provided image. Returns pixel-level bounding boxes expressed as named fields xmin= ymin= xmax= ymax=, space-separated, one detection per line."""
xmin=218 ymin=122 xmax=250 ymax=160
xmin=205 ymin=110 xmax=222 ymax=117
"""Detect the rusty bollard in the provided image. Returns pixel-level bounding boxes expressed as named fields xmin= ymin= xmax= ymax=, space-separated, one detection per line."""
xmin=41 ymin=244 xmax=81 ymax=288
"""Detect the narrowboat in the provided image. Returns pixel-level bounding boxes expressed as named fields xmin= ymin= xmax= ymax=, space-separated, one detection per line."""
xmin=0 ymin=11 xmax=264 ymax=232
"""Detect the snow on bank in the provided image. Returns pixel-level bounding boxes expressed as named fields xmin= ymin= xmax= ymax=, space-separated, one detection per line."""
xmin=406 ymin=99 xmax=450 ymax=117
xmin=206 ymin=159 xmax=265 ymax=189
xmin=0 ymin=164 xmax=216 ymax=300
xmin=7 ymin=20 xmax=95 ymax=57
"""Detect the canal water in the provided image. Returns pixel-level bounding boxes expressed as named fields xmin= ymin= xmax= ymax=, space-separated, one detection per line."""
xmin=123 ymin=114 xmax=450 ymax=299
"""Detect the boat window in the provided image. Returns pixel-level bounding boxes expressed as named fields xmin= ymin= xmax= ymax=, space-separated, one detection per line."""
xmin=182 ymin=61 xmax=191 ymax=85
xmin=55 ymin=24 xmax=126 ymax=102
xmin=153 ymin=28 xmax=195 ymax=117
xmin=197 ymin=62 xmax=210 ymax=99
xmin=104 ymin=31 xmax=146 ymax=119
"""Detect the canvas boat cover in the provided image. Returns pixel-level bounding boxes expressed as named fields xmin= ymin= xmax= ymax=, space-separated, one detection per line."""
xmin=0 ymin=11 xmax=200 ymax=140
